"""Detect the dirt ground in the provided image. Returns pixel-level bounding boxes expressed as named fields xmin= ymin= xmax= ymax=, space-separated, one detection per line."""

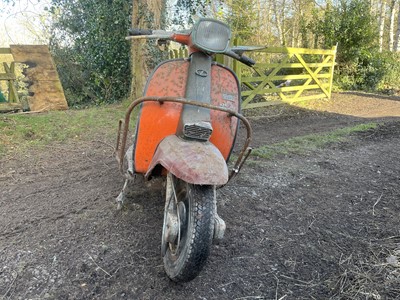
xmin=1 ymin=92 xmax=400 ymax=300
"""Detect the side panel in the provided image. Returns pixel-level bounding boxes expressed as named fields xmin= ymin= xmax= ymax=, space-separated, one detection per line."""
xmin=134 ymin=60 xmax=187 ymax=173
xmin=134 ymin=59 xmax=240 ymax=174
xmin=210 ymin=64 xmax=240 ymax=159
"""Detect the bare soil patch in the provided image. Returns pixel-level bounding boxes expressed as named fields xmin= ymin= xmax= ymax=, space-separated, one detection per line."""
xmin=1 ymin=93 xmax=399 ymax=299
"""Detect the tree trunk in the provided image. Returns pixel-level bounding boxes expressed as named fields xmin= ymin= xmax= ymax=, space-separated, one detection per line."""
xmin=379 ymin=0 xmax=387 ymax=52
xmin=371 ymin=0 xmax=377 ymax=15
xmin=389 ymin=0 xmax=397 ymax=51
xmin=130 ymin=0 xmax=165 ymax=99
xmin=395 ymin=5 xmax=400 ymax=51
xmin=273 ymin=0 xmax=286 ymax=45
xmin=130 ymin=0 xmax=144 ymax=99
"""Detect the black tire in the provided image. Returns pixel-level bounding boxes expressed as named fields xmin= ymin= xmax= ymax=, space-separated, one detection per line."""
xmin=162 ymin=174 xmax=215 ymax=282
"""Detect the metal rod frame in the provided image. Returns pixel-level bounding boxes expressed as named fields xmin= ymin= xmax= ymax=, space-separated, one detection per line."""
xmin=115 ymin=96 xmax=253 ymax=184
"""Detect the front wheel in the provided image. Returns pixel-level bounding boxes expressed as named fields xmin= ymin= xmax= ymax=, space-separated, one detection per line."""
xmin=161 ymin=173 xmax=215 ymax=282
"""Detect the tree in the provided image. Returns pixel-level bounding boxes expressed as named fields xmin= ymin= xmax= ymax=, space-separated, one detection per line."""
xmin=395 ymin=3 xmax=400 ymax=50
xmin=378 ymin=0 xmax=387 ymax=52
xmin=311 ymin=0 xmax=378 ymax=62
xmin=388 ymin=0 xmax=397 ymax=51
xmin=172 ymin=0 xmax=210 ymax=27
xmin=222 ymin=0 xmax=258 ymax=41
xmin=50 ymin=0 xmax=132 ymax=106
xmin=130 ymin=0 xmax=166 ymax=99
xmin=272 ymin=0 xmax=288 ymax=45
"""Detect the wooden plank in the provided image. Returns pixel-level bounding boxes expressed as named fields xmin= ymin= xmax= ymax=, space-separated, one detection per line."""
xmin=233 ymin=56 xmax=242 ymax=82
xmin=261 ymin=47 xmax=336 ymax=55
xmin=9 ymin=45 xmax=68 ymax=112
xmin=13 ymin=55 xmax=58 ymax=69
xmin=28 ymin=80 xmax=65 ymax=94
xmin=254 ymin=62 xmax=333 ymax=69
xmin=294 ymin=53 xmax=329 ymax=98
xmin=0 ymin=73 xmax=15 ymax=80
xmin=24 ymin=67 xmax=60 ymax=81
xmin=215 ymin=54 xmax=224 ymax=64
xmin=241 ymin=54 xmax=293 ymax=107
xmin=241 ymin=74 xmax=331 ymax=82
xmin=327 ymin=46 xmax=337 ymax=98
xmin=0 ymin=102 xmax=22 ymax=113
xmin=10 ymin=45 xmax=50 ymax=56
xmin=241 ymin=84 xmax=330 ymax=96
xmin=243 ymin=94 xmax=327 ymax=109
xmin=8 ymin=78 xmax=20 ymax=103
xmin=292 ymin=55 xmax=332 ymax=99
xmin=27 ymin=93 xmax=68 ymax=111
xmin=0 ymin=48 xmax=12 ymax=54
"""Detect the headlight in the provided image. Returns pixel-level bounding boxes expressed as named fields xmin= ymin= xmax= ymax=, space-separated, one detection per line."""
xmin=191 ymin=18 xmax=231 ymax=53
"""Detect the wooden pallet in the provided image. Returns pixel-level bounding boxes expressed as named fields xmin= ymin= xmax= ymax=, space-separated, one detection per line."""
xmin=10 ymin=45 xmax=68 ymax=112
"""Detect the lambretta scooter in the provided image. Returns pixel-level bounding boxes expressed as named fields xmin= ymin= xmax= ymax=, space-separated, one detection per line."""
xmin=115 ymin=18 xmax=261 ymax=282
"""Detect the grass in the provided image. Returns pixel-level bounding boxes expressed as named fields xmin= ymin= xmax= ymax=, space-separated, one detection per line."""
xmin=250 ymin=123 xmax=379 ymax=160
xmin=0 ymin=99 xmax=379 ymax=159
xmin=0 ymin=99 xmax=137 ymax=156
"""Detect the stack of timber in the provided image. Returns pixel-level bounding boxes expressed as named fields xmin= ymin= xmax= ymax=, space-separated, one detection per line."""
xmin=10 ymin=45 xmax=68 ymax=112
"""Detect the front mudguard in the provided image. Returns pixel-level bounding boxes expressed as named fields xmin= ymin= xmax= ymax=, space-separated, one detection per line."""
xmin=145 ymin=135 xmax=228 ymax=185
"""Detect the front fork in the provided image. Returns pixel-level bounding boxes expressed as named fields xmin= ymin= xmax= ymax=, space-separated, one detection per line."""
xmin=213 ymin=187 xmax=226 ymax=241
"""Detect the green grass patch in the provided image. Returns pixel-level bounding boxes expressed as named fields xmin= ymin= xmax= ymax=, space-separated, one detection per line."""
xmin=0 ymin=99 xmax=138 ymax=155
xmin=251 ymin=123 xmax=378 ymax=159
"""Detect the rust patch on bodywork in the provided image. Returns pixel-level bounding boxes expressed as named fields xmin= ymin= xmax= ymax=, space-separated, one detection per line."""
xmin=145 ymin=135 xmax=228 ymax=185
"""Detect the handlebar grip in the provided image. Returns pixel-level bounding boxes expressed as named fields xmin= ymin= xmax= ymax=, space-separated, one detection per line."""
xmin=240 ymin=55 xmax=256 ymax=67
xmin=128 ymin=28 xmax=153 ymax=36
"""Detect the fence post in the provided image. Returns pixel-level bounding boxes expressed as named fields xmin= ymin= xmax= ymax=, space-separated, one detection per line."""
xmin=327 ymin=45 xmax=337 ymax=99
xmin=232 ymin=38 xmax=242 ymax=83
xmin=2 ymin=62 xmax=19 ymax=104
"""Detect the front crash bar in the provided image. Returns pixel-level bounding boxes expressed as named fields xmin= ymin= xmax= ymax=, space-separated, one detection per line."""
xmin=115 ymin=96 xmax=253 ymax=184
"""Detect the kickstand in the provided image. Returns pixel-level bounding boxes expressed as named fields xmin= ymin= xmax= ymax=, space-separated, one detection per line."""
xmin=116 ymin=178 xmax=135 ymax=210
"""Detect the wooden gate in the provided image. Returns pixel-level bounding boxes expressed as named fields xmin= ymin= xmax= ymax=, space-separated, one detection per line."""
xmin=237 ymin=46 xmax=337 ymax=109
xmin=169 ymin=43 xmax=337 ymax=109
xmin=0 ymin=48 xmax=22 ymax=112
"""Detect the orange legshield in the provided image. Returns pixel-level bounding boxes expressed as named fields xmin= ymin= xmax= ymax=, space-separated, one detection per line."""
xmin=115 ymin=59 xmax=252 ymax=184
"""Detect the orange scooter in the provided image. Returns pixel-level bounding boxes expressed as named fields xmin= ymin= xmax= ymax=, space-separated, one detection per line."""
xmin=115 ymin=18 xmax=260 ymax=282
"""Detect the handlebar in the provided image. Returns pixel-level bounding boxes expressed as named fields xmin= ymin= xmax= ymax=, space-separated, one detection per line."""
xmin=126 ymin=28 xmax=173 ymax=40
xmin=238 ymin=55 xmax=256 ymax=67
xmin=127 ymin=28 xmax=259 ymax=67
xmin=225 ymin=50 xmax=256 ymax=67
xmin=129 ymin=28 xmax=153 ymax=36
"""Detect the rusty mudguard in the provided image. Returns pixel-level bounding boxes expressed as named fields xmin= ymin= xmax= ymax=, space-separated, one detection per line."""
xmin=145 ymin=135 xmax=228 ymax=185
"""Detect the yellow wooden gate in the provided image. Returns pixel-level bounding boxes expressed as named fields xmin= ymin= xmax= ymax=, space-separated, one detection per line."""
xmin=168 ymin=43 xmax=337 ymax=109
xmin=237 ymin=46 xmax=337 ymax=109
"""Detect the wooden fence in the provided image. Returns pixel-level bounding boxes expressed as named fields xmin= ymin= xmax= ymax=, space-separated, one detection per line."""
xmin=1 ymin=61 xmax=20 ymax=102
xmin=0 ymin=48 xmax=22 ymax=112
xmin=0 ymin=48 xmax=20 ymax=103
xmin=169 ymin=44 xmax=337 ymax=109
